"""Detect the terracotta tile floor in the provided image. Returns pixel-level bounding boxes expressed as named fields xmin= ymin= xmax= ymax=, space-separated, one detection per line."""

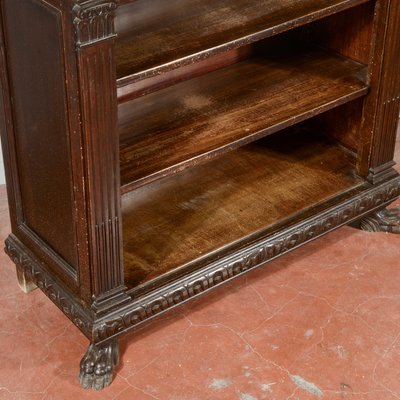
xmin=1 ymin=134 xmax=400 ymax=400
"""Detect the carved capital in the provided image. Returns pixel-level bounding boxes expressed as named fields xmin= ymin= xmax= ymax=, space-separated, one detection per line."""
xmin=73 ymin=1 xmax=117 ymax=47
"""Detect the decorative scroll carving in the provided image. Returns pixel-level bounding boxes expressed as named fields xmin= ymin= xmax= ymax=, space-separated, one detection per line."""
xmin=79 ymin=338 xmax=119 ymax=390
xmin=93 ymin=178 xmax=400 ymax=342
xmin=360 ymin=208 xmax=400 ymax=233
xmin=4 ymin=236 xmax=93 ymax=338
xmin=73 ymin=1 xmax=117 ymax=46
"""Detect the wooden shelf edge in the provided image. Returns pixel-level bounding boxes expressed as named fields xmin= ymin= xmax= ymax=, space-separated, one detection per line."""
xmin=116 ymin=0 xmax=371 ymax=88
xmin=93 ymin=176 xmax=400 ymax=342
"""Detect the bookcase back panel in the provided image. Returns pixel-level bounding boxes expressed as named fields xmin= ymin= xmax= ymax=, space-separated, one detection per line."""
xmin=300 ymin=1 xmax=376 ymax=65
xmin=297 ymin=0 xmax=376 ymax=154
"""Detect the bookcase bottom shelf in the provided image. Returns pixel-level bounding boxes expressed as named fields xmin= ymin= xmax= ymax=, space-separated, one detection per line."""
xmin=122 ymin=129 xmax=364 ymax=290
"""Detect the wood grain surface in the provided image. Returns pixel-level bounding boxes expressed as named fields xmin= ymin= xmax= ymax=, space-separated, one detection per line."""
xmin=122 ymin=128 xmax=363 ymax=288
xmin=119 ymin=46 xmax=368 ymax=192
xmin=115 ymin=0 xmax=371 ymax=84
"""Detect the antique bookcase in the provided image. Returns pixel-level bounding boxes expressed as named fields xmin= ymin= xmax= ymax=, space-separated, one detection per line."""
xmin=0 ymin=0 xmax=399 ymax=390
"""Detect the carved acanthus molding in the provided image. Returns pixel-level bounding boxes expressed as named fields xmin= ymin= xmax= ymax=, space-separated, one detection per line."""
xmin=73 ymin=1 xmax=117 ymax=47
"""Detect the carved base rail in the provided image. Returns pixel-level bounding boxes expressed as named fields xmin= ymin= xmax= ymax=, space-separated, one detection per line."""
xmin=6 ymin=177 xmax=400 ymax=345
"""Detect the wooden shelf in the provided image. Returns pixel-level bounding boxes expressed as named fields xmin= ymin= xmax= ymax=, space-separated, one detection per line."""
xmin=115 ymin=0 xmax=370 ymax=86
xmin=119 ymin=47 xmax=368 ymax=192
xmin=121 ymin=129 xmax=364 ymax=290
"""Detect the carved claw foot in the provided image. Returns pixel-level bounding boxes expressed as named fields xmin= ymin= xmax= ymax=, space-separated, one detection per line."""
xmin=16 ymin=264 xmax=37 ymax=293
xmin=79 ymin=339 xmax=119 ymax=390
xmin=359 ymin=208 xmax=400 ymax=233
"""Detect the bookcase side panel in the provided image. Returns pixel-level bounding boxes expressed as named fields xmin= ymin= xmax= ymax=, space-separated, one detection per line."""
xmin=0 ymin=0 xmax=128 ymax=310
xmin=0 ymin=0 xmax=84 ymax=288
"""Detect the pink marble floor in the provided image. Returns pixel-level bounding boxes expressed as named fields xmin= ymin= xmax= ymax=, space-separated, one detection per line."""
xmin=0 ymin=134 xmax=400 ymax=400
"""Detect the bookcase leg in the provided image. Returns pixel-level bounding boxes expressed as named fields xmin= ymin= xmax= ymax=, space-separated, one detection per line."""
xmin=359 ymin=208 xmax=400 ymax=233
xmin=15 ymin=264 xmax=37 ymax=293
xmin=79 ymin=338 xmax=119 ymax=390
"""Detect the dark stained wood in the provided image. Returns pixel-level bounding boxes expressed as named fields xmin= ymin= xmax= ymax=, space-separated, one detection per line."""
xmin=119 ymin=46 xmax=368 ymax=192
xmin=1 ymin=0 xmax=78 ymax=275
xmin=115 ymin=0 xmax=371 ymax=85
xmin=1 ymin=0 xmax=400 ymax=391
xmin=117 ymin=46 xmax=251 ymax=103
xmin=122 ymin=129 xmax=364 ymax=289
xmin=357 ymin=0 xmax=400 ymax=181
xmin=311 ymin=99 xmax=365 ymax=153
xmin=299 ymin=1 xmax=376 ymax=65
xmin=77 ymin=43 xmax=126 ymax=300
xmin=80 ymin=339 xmax=119 ymax=390
xmin=360 ymin=208 xmax=400 ymax=233
xmin=74 ymin=2 xmax=131 ymax=313
xmin=295 ymin=1 xmax=376 ymax=154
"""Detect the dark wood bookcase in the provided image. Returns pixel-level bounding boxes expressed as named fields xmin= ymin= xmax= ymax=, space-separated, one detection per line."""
xmin=0 ymin=0 xmax=399 ymax=390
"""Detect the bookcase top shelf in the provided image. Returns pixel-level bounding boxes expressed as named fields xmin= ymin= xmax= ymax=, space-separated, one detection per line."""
xmin=115 ymin=0 xmax=371 ymax=86
xmin=119 ymin=46 xmax=368 ymax=192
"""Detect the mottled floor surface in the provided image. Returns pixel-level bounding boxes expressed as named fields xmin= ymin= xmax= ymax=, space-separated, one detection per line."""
xmin=1 ymin=134 xmax=400 ymax=400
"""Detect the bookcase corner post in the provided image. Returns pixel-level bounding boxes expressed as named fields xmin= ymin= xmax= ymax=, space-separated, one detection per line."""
xmin=71 ymin=0 xmax=129 ymax=313
xmin=358 ymin=0 xmax=400 ymax=182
